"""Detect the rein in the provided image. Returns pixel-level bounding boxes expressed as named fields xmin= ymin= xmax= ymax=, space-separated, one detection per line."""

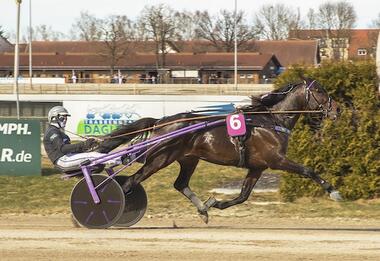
xmin=99 ymin=109 xmax=324 ymax=141
xmin=72 ymin=81 xmax=331 ymax=142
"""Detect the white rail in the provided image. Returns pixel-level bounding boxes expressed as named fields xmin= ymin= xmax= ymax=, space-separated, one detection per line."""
xmin=0 ymin=83 xmax=274 ymax=96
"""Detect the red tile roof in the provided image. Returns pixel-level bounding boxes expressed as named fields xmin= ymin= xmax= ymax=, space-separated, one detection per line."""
xmin=0 ymin=52 xmax=280 ymax=70
xmin=245 ymin=40 xmax=319 ymax=66
xmin=17 ymin=41 xmax=156 ymax=55
xmin=10 ymin=40 xmax=316 ymax=67
xmin=170 ymin=40 xmax=319 ymax=66
xmin=348 ymin=30 xmax=379 ymax=59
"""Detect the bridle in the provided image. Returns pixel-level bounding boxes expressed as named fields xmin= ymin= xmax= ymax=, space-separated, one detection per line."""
xmin=305 ymin=80 xmax=333 ymax=118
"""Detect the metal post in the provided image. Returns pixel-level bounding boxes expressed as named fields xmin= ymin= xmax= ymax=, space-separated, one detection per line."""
xmin=29 ymin=0 xmax=32 ymax=88
xmin=234 ymin=0 xmax=238 ymax=90
xmin=14 ymin=0 xmax=22 ymax=120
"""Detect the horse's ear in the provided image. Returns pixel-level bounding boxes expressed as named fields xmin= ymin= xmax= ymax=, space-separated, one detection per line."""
xmin=300 ymin=75 xmax=315 ymax=86
xmin=298 ymin=74 xmax=308 ymax=84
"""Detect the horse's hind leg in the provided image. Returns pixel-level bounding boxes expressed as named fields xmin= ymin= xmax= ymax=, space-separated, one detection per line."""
xmin=174 ymin=157 xmax=211 ymax=223
xmin=210 ymin=168 xmax=263 ymax=210
xmin=269 ymin=156 xmax=342 ymax=201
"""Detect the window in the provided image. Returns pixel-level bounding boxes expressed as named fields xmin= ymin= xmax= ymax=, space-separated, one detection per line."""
xmin=357 ymin=48 xmax=367 ymax=56
xmin=332 ymin=38 xmax=347 ymax=48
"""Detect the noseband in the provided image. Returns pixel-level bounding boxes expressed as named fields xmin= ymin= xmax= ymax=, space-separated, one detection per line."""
xmin=305 ymin=80 xmax=332 ymax=117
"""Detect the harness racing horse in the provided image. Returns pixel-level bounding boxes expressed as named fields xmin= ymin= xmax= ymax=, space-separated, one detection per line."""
xmin=97 ymin=78 xmax=342 ymax=223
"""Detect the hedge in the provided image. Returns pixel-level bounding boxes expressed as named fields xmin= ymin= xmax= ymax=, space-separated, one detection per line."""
xmin=276 ymin=61 xmax=380 ymax=201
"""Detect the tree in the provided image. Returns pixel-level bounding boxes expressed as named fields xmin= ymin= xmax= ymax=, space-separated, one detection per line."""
xmin=70 ymin=11 xmax=102 ymax=41
xmin=253 ymin=4 xmax=303 ymax=40
xmin=369 ymin=13 xmax=380 ymax=28
xmin=138 ymin=4 xmax=181 ymax=68
xmin=70 ymin=12 xmax=135 ymax=76
xmin=195 ymin=9 xmax=258 ymax=51
xmin=317 ymin=1 xmax=356 ymax=30
xmin=173 ymin=11 xmax=199 ymax=41
xmin=26 ymin=24 xmax=65 ymax=41
xmin=0 ymin=26 xmax=6 ymax=39
xmin=98 ymin=15 xmax=135 ymax=75
xmin=306 ymin=8 xmax=318 ymax=29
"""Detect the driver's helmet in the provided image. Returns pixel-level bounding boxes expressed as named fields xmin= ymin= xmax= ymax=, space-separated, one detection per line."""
xmin=48 ymin=106 xmax=71 ymax=127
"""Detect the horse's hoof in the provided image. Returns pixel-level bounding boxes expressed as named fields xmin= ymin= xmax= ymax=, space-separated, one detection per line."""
xmin=329 ymin=190 xmax=343 ymax=202
xmin=198 ymin=211 xmax=209 ymax=224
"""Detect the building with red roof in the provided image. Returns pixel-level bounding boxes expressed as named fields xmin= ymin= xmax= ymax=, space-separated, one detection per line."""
xmin=289 ymin=29 xmax=379 ymax=61
xmin=0 ymin=39 xmax=320 ymax=84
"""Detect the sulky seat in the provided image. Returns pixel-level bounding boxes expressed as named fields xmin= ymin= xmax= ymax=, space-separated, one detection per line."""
xmin=56 ymin=164 xmax=105 ymax=178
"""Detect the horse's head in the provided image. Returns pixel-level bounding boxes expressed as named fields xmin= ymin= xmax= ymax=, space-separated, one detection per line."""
xmin=303 ymin=79 xmax=340 ymax=120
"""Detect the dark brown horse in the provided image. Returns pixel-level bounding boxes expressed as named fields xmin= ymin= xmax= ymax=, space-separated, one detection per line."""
xmin=98 ymin=78 xmax=341 ymax=223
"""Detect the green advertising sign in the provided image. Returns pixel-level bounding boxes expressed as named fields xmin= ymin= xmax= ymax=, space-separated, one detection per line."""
xmin=0 ymin=119 xmax=41 ymax=176
xmin=77 ymin=120 xmax=121 ymax=136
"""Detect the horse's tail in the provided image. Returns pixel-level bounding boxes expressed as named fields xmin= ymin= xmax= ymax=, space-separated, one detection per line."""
xmin=97 ymin=117 xmax=158 ymax=153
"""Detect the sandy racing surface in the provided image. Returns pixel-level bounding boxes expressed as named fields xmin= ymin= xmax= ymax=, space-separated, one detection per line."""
xmin=0 ymin=214 xmax=379 ymax=260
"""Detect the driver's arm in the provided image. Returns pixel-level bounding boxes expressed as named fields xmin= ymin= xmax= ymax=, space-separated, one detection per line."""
xmin=51 ymin=135 xmax=85 ymax=154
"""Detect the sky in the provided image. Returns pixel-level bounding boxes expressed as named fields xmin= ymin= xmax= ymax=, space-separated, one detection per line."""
xmin=0 ymin=0 xmax=379 ymax=38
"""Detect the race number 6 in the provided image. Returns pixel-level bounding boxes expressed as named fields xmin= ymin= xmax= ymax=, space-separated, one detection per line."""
xmin=226 ymin=114 xmax=246 ymax=137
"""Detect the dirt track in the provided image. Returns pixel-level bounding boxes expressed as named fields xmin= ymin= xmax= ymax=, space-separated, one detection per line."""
xmin=0 ymin=214 xmax=379 ymax=260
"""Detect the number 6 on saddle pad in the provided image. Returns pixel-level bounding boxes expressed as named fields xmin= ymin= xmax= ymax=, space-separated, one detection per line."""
xmin=226 ymin=114 xmax=246 ymax=137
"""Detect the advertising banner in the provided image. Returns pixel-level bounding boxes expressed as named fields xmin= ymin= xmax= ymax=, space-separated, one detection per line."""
xmin=0 ymin=119 xmax=41 ymax=176
xmin=64 ymin=95 xmax=248 ymax=138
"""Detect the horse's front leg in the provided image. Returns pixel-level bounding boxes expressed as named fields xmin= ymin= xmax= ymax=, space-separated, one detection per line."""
xmin=207 ymin=168 xmax=263 ymax=210
xmin=268 ymin=156 xmax=342 ymax=201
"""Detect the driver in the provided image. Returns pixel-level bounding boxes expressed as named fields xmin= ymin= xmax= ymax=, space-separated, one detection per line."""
xmin=43 ymin=106 xmax=119 ymax=171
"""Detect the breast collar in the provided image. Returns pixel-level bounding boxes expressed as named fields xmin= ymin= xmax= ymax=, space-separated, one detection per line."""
xmin=245 ymin=118 xmax=291 ymax=135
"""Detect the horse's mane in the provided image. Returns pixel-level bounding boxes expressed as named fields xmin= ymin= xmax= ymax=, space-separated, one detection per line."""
xmin=244 ymin=82 xmax=303 ymax=112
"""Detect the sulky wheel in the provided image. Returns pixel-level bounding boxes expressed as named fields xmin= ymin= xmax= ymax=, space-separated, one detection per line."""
xmin=114 ymin=176 xmax=148 ymax=227
xmin=70 ymin=174 xmax=125 ymax=229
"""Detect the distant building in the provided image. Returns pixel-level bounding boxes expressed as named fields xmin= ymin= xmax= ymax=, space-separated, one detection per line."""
xmin=0 ymin=36 xmax=13 ymax=53
xmin=168 ymin=40 xmax=320 ymax=68
xmin=289 ymin=29 xmax=380 ymax=61
xmin=0 ymin=40 xmax=319 ymax=83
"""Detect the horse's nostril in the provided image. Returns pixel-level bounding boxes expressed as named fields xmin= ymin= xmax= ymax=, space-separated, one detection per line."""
xmin=336 ymin=107 xmax=341 ymax=114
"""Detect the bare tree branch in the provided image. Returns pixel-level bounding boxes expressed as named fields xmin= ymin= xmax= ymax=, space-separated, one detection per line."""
xmin=317 ymin=1 xmax=356 ymax=30
xmin=369 ymin=13 xmax=380 ymax=28
xmin=70 ymin=11 xmax=102 ymax=41
xmin=138 ymin=4 xmax=180 ymax=69
xmin=306 ymin=8 xmax=318 ymax=29
xmin=24 ymin=24 xmax=65 ymax=41
xmin=253 ymin=4 xmax=302 ymax=40
xmin=98 ymin=15 xmax=135 ymax=75
xmin=173 ymin=11 xmax=199 ymax=41
xmin=195 ymin=9 xmax=257 ymax=51
xmin=0 ymin=26 xmax=6 ymax=39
